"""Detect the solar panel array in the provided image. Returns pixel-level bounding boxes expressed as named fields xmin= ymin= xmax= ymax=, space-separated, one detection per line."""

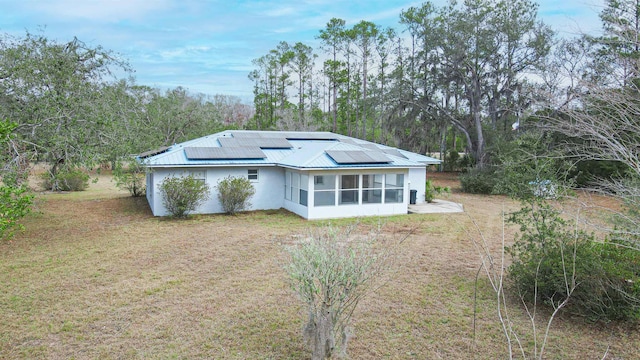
xmin=218 ymin=137 xmax=292 ymax=149
xmin=138 ymin=146 xmax=170 ymax=159
xmin=347 ymin=143 xmax=408 ymax=159
xmin=181 ymin=132 xmax=404 ymax=163
xmin=325 ymin=150 xmax=391 ymax=164
xmin=230 ymin=131 xmax=338 ymax=141
xmin=231 ymin=132 xmax=284 ymax=139
xmin=184 ymin=147 xmax=266 ymax=160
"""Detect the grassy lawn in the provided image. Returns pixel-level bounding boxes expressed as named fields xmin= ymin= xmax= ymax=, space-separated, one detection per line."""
xmin=1 ymin=172 xmax=638 ymax=359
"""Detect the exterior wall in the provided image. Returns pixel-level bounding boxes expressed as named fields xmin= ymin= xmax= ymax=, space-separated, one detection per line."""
xmin=147 ymin=165 xmax=425 ymax=219
xmin=147 ymin=166 xmax=284 ymax=216
xmin=408 ymin=167 xmax=427 ymax=205
xmin=146 ymin=172 xmax=154 ymax=212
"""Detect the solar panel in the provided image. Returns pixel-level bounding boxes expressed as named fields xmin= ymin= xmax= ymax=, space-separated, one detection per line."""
xmin=218 ymin=137 xmax=292 ymax=149
xmin=231 ymin=132 xmax=286 ymax=139
xmin=284 ymin=132 xmax=338 ymax=140
xmin=325 ymin=150 xmax=391 ymax=164
xmin=354 ymin=143 xmax=408 ymax=159
xmin=184 ymin=147 xmax=266 ymax=160
xmin=230 ymin=131 xmax=338 ymax=141
xmin=381 ymin=148 xmax=408 ymax=159
xmin=338 ymin=138 xmax=358 ymax=145
xmin=138 ymin=146 xmax=170 ymax=159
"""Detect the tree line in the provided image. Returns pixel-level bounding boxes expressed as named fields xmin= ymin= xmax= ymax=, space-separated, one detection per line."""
xmin=0 ymin=31 xmax=253 ymax=181
xmin=247 ymin=0 xmax=638 ymax=170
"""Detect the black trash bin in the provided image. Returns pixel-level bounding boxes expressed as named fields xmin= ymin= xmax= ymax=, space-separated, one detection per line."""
xmin=410 ymin=189 xmax=417 ymax=205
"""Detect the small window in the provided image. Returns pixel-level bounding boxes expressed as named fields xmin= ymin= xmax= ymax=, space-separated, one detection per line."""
xmin=248 ymin=169 xmax=258 ymax=181
xmin=190 ymin=170 xmax=206 ymax=183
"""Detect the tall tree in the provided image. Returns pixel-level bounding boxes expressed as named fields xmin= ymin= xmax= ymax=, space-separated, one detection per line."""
xmin=596 ymin=0 xmax=640 ymax=85
xmin=0 ymin=32 xmax=130 ymax=174
xmin=398 ymin=0 xmax=552 ymax=166
xmin=318 ymin=18 xmax=347 ymax=132
xmin=290 ymin=42 xmax=317 ymax=127
xmin=350 ymin=21 xmax=379 ymax=140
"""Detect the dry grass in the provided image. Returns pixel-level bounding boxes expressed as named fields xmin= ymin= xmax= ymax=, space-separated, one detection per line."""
xmin=1 ymin=171 xmax=639 ymax=359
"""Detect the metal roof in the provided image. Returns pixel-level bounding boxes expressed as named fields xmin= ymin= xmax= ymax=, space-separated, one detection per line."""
xmin=140 ymin=130 xmax=441 ymax=168
xmin=184 ymin=146 xmax=266 ymax=160
xmin=325 ymin=150 xmax=391 ymax=164
xmin=218 ymin=137 xmax=293 ymax=149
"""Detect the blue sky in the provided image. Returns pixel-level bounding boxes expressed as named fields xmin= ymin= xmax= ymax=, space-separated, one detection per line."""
xmin=1 ymin=0 xmax=604 ymax=101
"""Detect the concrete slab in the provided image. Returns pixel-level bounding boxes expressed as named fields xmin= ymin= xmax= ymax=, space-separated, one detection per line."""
xmin=408 ymin=199 xmax=464 ymax=214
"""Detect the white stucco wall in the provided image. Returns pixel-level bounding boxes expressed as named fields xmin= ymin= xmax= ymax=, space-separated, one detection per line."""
xmin=147 ymin=165 xmax=425 ymax=219
xmin=408 ymin=167 xmax=427 ymax=205
xmin=147 ymin=166 xmax=284 ymax=216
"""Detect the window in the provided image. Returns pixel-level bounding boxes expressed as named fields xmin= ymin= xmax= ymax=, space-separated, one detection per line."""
xmin=284 ymin=172 xmax=291 ymax=201
xmin=385 ymin=174 xmax=404 ymax=203
xmin=339 ymin=174 xmax=359 ymax=205
xmin=248 ymin=169 xmax=258 ymax=181
xmin=190 ymin=170 xmax=206 ymax=183
xmin=285 ymin=171 xmax=308 ymax=207
xmin=299 ymin=174 xmax=308 ymax=207
xmin=291 ymin=173 xmax=300 ymax=203
xmin=314 ymin=175 xmax=336 ymax=206
xmin=362 ymin=174 xmax=382 ymax=204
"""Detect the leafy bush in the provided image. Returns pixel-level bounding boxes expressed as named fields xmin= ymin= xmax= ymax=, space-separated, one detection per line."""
xmin=444 ymin=150 xmax=460 ymax=171
xmin=113 ymin=159 xmax=146 ymax=197
xmin=41 ymin=167 xmax=90 ymax=191
xmin=216 ymin=175 xmax=255 ymax=215
xmin=425 ymin=179 xmax=450 ymax=203
xmin=508 ymin=199 xmax=640 ymax=322
xmin=491 ymin=131 xmax=568 ymax=199
xmin=0 ymin=183 xmax=33 ymax=240
xmin=159 ymin=175 xmax=210 ymax=218
xmin=0 ymin=119 xmax=33 ymax=240
xmin=459 ymin=167 xmax=497 ymax=194
xmin=571 ymin=160 xmax=630 ymax=188
xmin=443 ymin=151 xmax=474 ymax=172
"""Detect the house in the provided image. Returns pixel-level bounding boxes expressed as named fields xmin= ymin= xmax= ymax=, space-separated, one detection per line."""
xmin=139 ymin=130 xmax=441 ymax=220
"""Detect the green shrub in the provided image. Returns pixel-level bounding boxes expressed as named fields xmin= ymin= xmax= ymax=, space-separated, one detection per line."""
xmin=508 ymin=199 xmax=640 ymax=322
xmin=113 ymin=159 xmax=146 ymax=197
xmin=216 ymin=175 xmax=255 ymax=215
xmin=159 ymin=175 xmax=210 ymax=218
xmin=41 ymin=167 xmax=90 ymax=191
xmin=425 ymin=179 xmax=450 ymax=203
xmin=488 ymin=131 xmax=568 ymax=199
xmin=459 ymin=167 xmax=497 ymax=194
xmin=444 ymin=150 xmax=460 ymax=171
xmin=0 ymin=183 xmax=33 ymax=240
xmin=571 ymin=160 xmax=630 ymax=188
xmin=0 ymin=119 xmax=33 ymax=240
